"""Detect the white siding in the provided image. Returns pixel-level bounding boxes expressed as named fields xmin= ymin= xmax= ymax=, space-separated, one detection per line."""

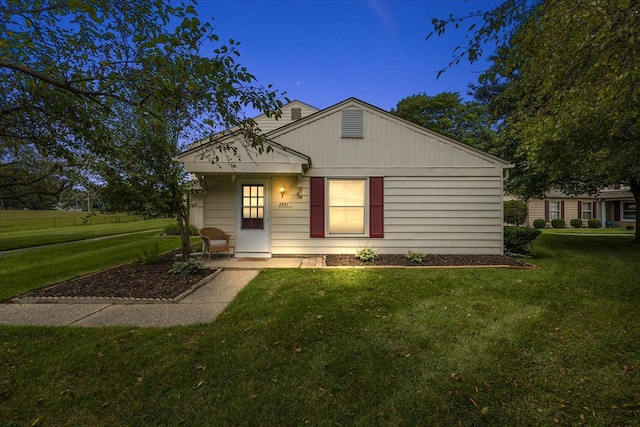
xmin=254 ymin=101 xmax=319 ymax=133
xmin=202 ymin=176 xmax=237 ymax=248
xmin=269 ymin=176 xmax=504 ymax=255
xmin=272 ymin=105 xmax=499 ymax=169
xmin=528 ymin=199 xmax=546 ymax=227
xmin=189 ymin=193 xmax=204 ymax=229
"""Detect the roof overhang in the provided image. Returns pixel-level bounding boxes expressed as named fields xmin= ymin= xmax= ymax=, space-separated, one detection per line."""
xmin=176 ymin=139 xmax=311 ymax=175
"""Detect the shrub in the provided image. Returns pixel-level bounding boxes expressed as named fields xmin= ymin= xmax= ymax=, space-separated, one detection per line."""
xmin=406 ymin=251 xmax=428 ymax=263
xmin=503 ymin=200 xmax=528 ymax=226
xmin=134 ymin=243 xmax=163 ymax=265
xmin=164 ymin=222 xmax=198 ymax=236
xmin=588 ymin=218 xmax=602 ymax=228
xmin=551 ymin=218 xmax=565 ymax=228
xmin=168 ymin=259 xmax=204 ymax=275
xmin=533 ymin=219 xmax=547 ymax=229
xmin=570 ymin=218 xmax=583 ymax=228
xmin=355 ymin=246 xmax=378 ymax=262
xmin=626 ymin=223 xmax=636 ymax=231
xmin=504 ymin=226 xmax=541 ymax=255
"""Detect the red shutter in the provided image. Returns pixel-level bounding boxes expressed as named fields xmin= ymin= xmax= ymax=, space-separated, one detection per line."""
xmin=310 ymin=177 xmax=324 ymax=238
xmin=544 ymin=200 xmax=549 ymax=221
xmin=369 ymin=177 xmax=384 ymax=238
xmin=560 ymin=201 xmax=565 ymax=219
xmin=577 ymin=201 xmax=582 ymax=219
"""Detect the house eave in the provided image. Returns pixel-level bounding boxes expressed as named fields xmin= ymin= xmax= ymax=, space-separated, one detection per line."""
xmin=181 ymin=161 xmax=308 ymax=175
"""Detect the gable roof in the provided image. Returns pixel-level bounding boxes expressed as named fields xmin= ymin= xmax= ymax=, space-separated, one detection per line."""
xmin=177 ymin=97 xmax=511 ymax=173
xmin=177 ymin=137 xmax=311 ymax=174
xmin=263 ymin=97 xmax=511 ymax=168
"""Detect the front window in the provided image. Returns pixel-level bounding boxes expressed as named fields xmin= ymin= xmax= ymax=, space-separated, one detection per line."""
xmin=328 ymin=179 xmax=366 ymax=234
xmin=241 ymin=185 xmax=264 ymax=229
xmin=622 ymin=202 xmax=636 ymax=221
xmin=549 ymin=201 xmax=560 ymax=220
xmin=581 ymin=202 xmax=593 ymax=220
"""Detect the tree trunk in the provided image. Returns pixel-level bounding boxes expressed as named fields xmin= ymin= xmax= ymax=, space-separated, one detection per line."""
xmin=176 ymin=201 xmax=191 ymax=261
xmin=631 ymin=178 xmax=640 ymax=244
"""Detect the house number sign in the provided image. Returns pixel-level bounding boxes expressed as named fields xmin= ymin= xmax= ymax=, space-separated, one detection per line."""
xmin=277 ymin=202 xmax=292 ymax=208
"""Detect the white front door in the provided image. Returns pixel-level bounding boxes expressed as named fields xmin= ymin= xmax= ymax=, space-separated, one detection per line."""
xmin=235 ymin=179 xmax=271 ymax=258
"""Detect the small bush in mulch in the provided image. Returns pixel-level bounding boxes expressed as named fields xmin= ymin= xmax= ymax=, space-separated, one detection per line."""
xmin=355 ymin=246 xmax=379 ymax=262
xmin=405 ymin=251 xmax=428 ymax=264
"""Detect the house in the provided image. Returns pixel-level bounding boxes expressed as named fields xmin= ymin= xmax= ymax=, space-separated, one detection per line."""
xmin=177 ymin=98 xmax=511 ymax=258
xmin=526 ymin=187 xmax=636 ymax=227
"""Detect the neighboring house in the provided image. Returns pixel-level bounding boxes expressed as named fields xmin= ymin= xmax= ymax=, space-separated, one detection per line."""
xmin=526 ymin=187 xmax=636 ymax=227
xmin=177 ymin=98 xmax=511 ymax=258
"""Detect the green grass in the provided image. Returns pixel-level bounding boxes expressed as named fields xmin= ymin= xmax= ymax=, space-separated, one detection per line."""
xmin=1 ymin=235 xmax=639 ymax=425
xmin=0 ymin=218 xmax=173 ymax=251
xmin=0 ymin=231 xmax=186 ymax=301
xmin=0 ymin=210 xmax=145 ymax=232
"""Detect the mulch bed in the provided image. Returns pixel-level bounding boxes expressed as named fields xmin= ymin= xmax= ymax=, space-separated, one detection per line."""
xmin=23 ymin=253 xmax=529 ymax=301
xmin=25 ymin=254 xmax=215 ymax=300
xmin=325 ymin=254 xmax=530 ymax=267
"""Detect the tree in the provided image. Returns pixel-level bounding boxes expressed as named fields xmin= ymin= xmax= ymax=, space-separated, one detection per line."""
xmin=503 ymin=199 xmax=527 ymax=226
xmin=430 ymin=0 xmax=640 ymax=242
xmin=391 ymin=92 xmax=494 ymax=151
xmin=2 ymin=1 xmax=285 ymax=257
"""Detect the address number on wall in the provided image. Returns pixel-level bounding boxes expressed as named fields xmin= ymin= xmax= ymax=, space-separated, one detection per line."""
xmin=277 ymin=202 xmax=292 ymax=208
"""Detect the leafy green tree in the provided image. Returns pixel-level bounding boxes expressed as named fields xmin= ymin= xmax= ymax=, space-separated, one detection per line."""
xmin=391 ymin=92 xmax=494 ymax=151
xmin=503 ymin=199 xmax=527 ymax=226
xmin=2 ymin=1 xmax=284 ymax=257
xmin=430 ymin=0 xmax=640 ymax=242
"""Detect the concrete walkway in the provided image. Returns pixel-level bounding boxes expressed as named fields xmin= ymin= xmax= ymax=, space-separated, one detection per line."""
xmin=0 ymin=269 xmax=258 ymax=327
xmin=0 ymin=257 xmax=322 ymax=328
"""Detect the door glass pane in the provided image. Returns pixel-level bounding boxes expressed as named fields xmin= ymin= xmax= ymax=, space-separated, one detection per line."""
xmin=241 ymin=185 xmax=265 ymax=229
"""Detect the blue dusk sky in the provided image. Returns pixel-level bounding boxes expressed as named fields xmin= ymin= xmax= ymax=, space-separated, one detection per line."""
xmin=196 ymin=0 xmax=498 ymax=112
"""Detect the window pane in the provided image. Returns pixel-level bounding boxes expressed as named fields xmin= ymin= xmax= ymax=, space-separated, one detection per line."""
xmin=329 ymin=207 xmax=364 ymax=233
xmin=582 ymin=202 xmax=592 ymax=220
xmin=243 ymin=207 xmax=251 ymax=219
xmin=329 ymin=180 xmax=365 ymax=206
xmin=243 ymin=186 xmax=251 ymax=197
xmin=623 ymin=202 xmax=636 ymax=220
xmin=258 ymin=186 xmax=264 ymax=197
xmin=549 ymin=202 xmax=560 ymax=220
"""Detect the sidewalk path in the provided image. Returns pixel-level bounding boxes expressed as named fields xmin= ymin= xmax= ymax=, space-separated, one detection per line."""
xmin=0 ymin=270 xmax=258 ymax=327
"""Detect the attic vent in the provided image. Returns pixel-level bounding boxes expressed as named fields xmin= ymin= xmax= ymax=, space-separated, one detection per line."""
xmin=291 ymin=107 xmax=302 ymax=120
xmin=341 ymin=109 xmax=363 ymax=138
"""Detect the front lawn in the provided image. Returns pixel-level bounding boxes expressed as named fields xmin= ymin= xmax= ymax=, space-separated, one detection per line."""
xmin=0 ymin=231 xmax=186 ymax=301
xmin=1 ymin=234 xmax=639 ymax=425
xmin=0 ymin=218 xmax=173 ymax=251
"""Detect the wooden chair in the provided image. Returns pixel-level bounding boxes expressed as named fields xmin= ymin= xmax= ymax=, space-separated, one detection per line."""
xmin=199 ymin=227 xmax=232 ymax=260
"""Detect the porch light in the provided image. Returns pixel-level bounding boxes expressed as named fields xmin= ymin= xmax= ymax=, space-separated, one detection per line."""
xmin=279 ymin=186 xmax=285 ymax=198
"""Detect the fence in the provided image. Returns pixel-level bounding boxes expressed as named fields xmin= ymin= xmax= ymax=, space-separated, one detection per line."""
xmin=0 ymin=214 xmax=144 ymax=232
